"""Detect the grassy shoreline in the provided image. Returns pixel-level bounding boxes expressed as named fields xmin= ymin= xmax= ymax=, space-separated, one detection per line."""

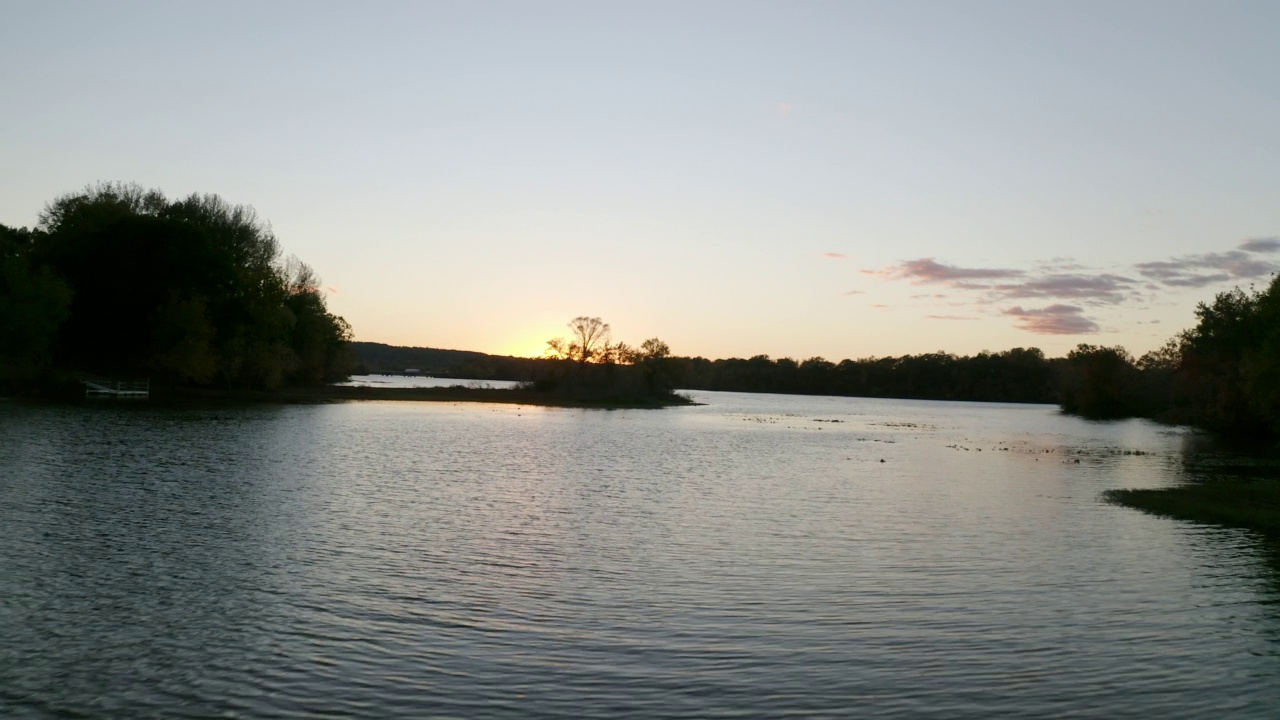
xmin=1104 ymin=481 xmax=1280 ymax=537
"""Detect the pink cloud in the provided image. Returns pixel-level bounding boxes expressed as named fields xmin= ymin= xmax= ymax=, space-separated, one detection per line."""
xmin=989 ymin=273 xmax=1137 ymax=304
xmin=864 ymin=258 xmax=1024 ymax=284
xmin=1136 ymin=247 xmax=1279 ymax=287
xmin=823 ymin=252 xmax=848 ymax=260
xmin=1003 ymin=305 xmax=1099 ymax=335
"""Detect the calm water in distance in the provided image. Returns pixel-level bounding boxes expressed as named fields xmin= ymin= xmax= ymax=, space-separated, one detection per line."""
xmin=337 ymin=375 xmax=521 ymax=390
xmin=3 ymin=384 xmax=1279 ymax=718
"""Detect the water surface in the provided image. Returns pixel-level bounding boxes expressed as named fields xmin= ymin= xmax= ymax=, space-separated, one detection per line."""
xmin=2 ymin=391 xmax=1278 ymax=718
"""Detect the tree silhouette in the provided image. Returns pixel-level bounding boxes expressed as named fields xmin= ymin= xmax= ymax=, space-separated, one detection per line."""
xmin=547 ymin=316 xmax=612 ymax=364
xmin=14 ymin=182 xmax=353 ymax=389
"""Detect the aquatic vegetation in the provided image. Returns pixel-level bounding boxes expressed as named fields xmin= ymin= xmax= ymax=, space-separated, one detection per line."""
xmin=1104 ymin=481 xmax=1280 ymax=537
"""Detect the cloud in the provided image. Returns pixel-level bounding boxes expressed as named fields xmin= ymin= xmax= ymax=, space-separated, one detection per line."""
xmin=1035 ymin=256 xmax=1087 ymax=272
xmin=1240 ymin=237 xmax=1280 ymax=253
xmin=841 ymin=289 xmax=864 ymax=295
xmin=325 ymin=286 xmax=340 ymax=295
xmin=822 ymin=252 xmax=848 ymax=260
xmin=989 ymin=273 xmax=1138 ymax=304
xmin=860 ymin=236 xmax=1278 ymax=329
xmin=1141 ymin=269 xmax=1231 ymax=288
xmin=1136 ymin=249 xmax=1278 ymax=287
xmin=779 ymin=102 xmax=793 ymax=116
xmin=1003 ymin=304 xmax=1100 ymax=335
xmin=863 ymin=258 xmax=1024 ymax=284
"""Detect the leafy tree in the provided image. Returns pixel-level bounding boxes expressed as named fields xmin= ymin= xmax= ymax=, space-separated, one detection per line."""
xmin=20 ymin=182 xmax=352 ymax=389
xmin=539 ymin=317 xmax=677 ymax=400
xmin=639 ymin=338 xmax=670 ymax=359
xmin=0 ymin=224 xmax=72 ymax=382
xmin=1055 ymin=275 xmax=1280 ymax=436
xmin=1057 ymin=344 xmax=1141 ymax=418
xmin=1240 ymin=276 xmax=1280 ymax=434
xmin=635 ymin=337 xmax=676 ymax=393
xmin=1175 ymin=285 xmax=1266 ymax=434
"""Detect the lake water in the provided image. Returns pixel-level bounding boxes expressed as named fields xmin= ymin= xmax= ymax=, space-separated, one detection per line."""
xmin=3 ymin=388 xmax=1279 ymax=718
xmin=337 ymin=374 xmax=521 ymax=390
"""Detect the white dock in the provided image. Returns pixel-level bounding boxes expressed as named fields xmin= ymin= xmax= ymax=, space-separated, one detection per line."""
xmin=83 ymin=379 xmax=150 ymax=399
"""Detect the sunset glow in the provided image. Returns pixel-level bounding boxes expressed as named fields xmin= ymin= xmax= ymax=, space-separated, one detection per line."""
xmin=3 ymin=2 xmax=1277 ymax=361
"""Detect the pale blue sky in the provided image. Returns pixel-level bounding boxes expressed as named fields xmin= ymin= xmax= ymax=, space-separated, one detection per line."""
xmin=3 ymin=1 xmax=1278 ymax=359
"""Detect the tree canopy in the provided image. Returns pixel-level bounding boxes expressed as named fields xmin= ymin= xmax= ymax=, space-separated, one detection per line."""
xmin=0 ymin=182 xmax=352 ymax=391
xmin=1054 ymin=274 xmax=1280 ymax=437
xmin=535 ymin=317 xmax=679 ymax=401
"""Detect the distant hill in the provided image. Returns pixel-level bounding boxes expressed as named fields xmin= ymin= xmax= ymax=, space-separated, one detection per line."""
xmin=351 ymin=342 xmax=533 ymax=380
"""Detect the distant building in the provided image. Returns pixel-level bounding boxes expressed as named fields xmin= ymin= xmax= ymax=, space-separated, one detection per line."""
xmin=405 ymin=368 xmax=420 ymax=374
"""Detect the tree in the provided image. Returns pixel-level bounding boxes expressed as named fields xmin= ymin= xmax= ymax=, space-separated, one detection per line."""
xmin=1057 ymin=344 xmax=1141 ymax=418
xmin=0 ymin=224 xmax=72 ymax=382
xmin=639 ymin=338 xmax=670 ymax=360
xmin=539 ymin=317 xmax=678 ymax=400
xmin=547 ymin=316 xmax=612 ymax=364
xmin=23 ymin=182 xmax=352 ymax=389
xmin=636 ymin=337 xmax=675 ymax=393
xmin=1174 ymin=285 xmax=1267 ymax=434
xmin=1240 ymin=275 xmax=1280 ymax=434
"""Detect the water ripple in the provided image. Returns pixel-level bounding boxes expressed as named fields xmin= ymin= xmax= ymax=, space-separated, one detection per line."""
xmin=2 ymin=396 xmax=1279 ymax=718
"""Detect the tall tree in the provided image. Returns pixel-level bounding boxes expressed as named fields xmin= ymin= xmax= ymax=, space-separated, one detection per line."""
xmin=25 ymin=182 xmax=352 ymax=388
xmin=547 ymin=316 xmax=612 ymax=365
xmin=0 ymin=224 xmax=71 ymax=382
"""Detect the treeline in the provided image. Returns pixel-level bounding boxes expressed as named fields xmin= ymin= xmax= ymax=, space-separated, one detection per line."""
xmin=666 ymin=347 xmax=1056 ymax=403
xmin=0 ymin=183 xmax=353 ymax=393
xmin=1058 ymin=275 xmax=1280 ymax=438
xmin=352 ymin=342 xmax=1059 ymax=404
xmin=351 ymin=341 xmax=531 ymax=379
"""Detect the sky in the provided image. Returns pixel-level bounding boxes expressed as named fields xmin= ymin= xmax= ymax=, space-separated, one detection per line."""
xmin=3 ymin=1 xmax=1278 ymax=361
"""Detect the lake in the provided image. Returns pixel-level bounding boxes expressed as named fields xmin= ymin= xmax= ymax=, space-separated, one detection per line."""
xmin=2 ymin=387 xmax=1278 ymax=718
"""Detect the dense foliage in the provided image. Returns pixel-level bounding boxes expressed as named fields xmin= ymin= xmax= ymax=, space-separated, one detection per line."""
xmin=351 ymin=342 xmax=512 ymax=378
xmin=0 ymin=183 xmax=352 ymax=391
xmin=532 ymin=317 xmax=680 ymax=401
xmin=668 ymin=347 xmax=1056 ymax=403
xmin=1060 ymin=275 xmax=1280 ymax=438
xmin=352 ymin=340 xmax=1059 ymax=405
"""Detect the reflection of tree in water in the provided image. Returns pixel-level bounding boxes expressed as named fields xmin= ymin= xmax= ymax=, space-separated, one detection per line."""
xmin=1147 ymin=436 xmax=1280 ymax=630
xmin=1106 ymin=434 xmax=1280 ymax=616
xmin=1258 ymin=542 xmax=1280 ymax=623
